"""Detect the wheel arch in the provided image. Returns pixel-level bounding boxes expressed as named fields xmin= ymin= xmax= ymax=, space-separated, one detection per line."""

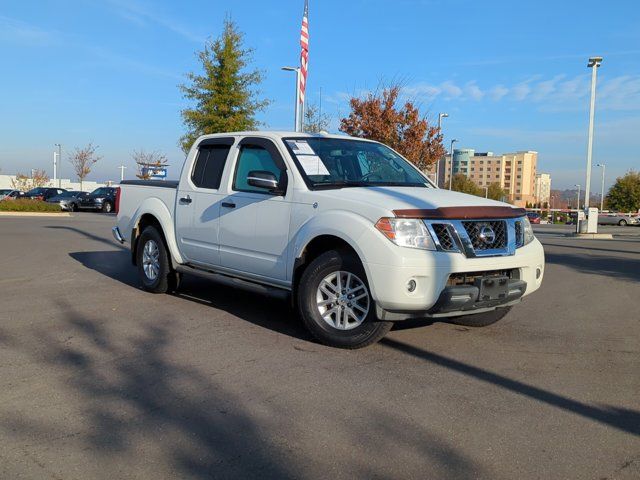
xmin=131 ymin=209 xmax=181 ymax=268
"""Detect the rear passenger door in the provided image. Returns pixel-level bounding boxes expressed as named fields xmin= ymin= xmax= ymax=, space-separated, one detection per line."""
xmin=175 ymin=137 xmax=235 ymax=267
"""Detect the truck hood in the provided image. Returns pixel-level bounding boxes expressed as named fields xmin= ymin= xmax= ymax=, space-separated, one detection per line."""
xmin=312 ymin=186 xmax=515 ymax=217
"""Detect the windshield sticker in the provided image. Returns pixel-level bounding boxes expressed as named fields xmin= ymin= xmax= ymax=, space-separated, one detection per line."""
xmin=299 ymin=155 xmax=330 ymax=175
xmin=287 ymin=140 xmax=316 ymax=155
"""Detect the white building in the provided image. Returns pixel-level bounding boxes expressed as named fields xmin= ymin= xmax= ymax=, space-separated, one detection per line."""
xmin=534 ymin=173 xmax=552 ymax=205
xmin=0 ymin=174 xmax=106 ymax=192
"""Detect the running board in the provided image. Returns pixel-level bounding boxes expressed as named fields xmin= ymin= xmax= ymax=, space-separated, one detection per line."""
xmin=175 ymin=265 xmax=290 ymax=301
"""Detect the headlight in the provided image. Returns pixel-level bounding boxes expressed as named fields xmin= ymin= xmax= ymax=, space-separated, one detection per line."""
xmin=375 ymin=218 xmax=436 ymax=250
xmin=523 ymin=217 xmax=535 ymax=246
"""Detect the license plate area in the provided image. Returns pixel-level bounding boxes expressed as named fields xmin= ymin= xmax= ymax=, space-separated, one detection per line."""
xmin=475 ymin=275 xmax=509 ymax=301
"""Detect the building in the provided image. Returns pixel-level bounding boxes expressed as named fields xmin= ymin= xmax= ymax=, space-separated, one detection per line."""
xmin=534 ymin=173 xmax=552 ymax=205
xmin=429 ymin=149 xmax=539 ymax=207
xmin=0 ymin=174 xmax=106 ymax=192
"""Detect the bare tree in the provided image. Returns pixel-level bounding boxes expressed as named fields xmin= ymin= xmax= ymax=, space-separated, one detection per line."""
xmin=11 ymin=169 xmax=49 ymax=192
xmin=303 ymin=103 xmax=331 ymax=133
xmin=132 ymin=149 xmax=169 ymax=180
xmin=69 ymin=143 xmax=101 ymax=191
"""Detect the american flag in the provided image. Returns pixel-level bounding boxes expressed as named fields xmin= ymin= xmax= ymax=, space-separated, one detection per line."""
xmin=299 ymin=0 xmax=309 ymax=104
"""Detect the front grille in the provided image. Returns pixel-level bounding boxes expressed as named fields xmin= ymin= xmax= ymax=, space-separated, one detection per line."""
xmin=462 ymin=221 xmax=507 ymax=250
xmin=515 ymin=220 xmax=524 ymax=247
xmin=432 ymin=224 xmax=457 ymax=251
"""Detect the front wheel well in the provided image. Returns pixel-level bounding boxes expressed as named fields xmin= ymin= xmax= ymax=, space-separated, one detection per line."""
xmin=131 ymin=214 xmax=166 ymax=266
xmin=292 ymin=235 xmax=362 ymax=303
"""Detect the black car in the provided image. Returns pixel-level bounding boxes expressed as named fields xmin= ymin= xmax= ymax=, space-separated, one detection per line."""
xmin=77 ymin=187 xmax=118 ymax=213
xmin=24 ymin=187 xmax=67 ymax=201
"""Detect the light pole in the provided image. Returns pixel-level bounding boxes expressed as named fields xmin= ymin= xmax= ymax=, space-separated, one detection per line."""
xmin=448 ymin=139 xmax=458 ymax=190
xmin=118 ymin=165 xmax=127 ymax=182
xmin=484 ymin=186 xmax=488 ymax=198
xmin=575 ymin=184 xmax=581 ymax=210
xmin=282 ymin=66 xmax=302 ymax=132
xmin=596 ymin=163 xmax=606 ymax=211
xmin=436 ymin=113 xmax=448 ymax=187
xmin=54 ymin=143 xmax=62 ymax=188
xmin=584 ymin=56 xmax=602 ymax=213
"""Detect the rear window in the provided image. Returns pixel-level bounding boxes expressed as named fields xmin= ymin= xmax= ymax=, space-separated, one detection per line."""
xmin=191 ymin=145 xmax=231 ymax=189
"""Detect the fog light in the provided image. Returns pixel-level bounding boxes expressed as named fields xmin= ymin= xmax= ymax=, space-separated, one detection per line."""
xmin=407 ymin=279 xmax=417 ymax=292
xmin=536 ymin=268 xmax=541 ymax=279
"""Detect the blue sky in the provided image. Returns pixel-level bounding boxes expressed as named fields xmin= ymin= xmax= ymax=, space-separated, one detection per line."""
xmin=1 ymin=0 xmax=639 ymax=189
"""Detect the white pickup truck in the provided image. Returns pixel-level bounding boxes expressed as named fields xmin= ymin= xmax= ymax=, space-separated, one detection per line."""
xmin=113 ymin=131 xmax=544 ymax=348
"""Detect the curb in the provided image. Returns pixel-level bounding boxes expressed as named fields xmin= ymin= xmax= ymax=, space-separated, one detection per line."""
xmin=0 ymin=211 xmax=73 ymax=217
xmin=564 ymin=233 xmax=614 ymax=239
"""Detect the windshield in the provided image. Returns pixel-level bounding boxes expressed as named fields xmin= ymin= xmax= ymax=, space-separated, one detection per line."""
xmin=283 ymin=137 xmax=432 ymax=189
xmin=26 ymin=188 xmax=45 ymax=195
xmin=0 ymin=189 xmax=13 ymax=195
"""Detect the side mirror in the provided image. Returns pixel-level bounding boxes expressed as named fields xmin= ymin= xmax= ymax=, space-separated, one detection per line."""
xmin=247 ymin=170 xmax=282 ymax=193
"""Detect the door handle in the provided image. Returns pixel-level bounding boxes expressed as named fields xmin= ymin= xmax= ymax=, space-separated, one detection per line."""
xmin=221 ymin=202 xmax=236 ymax=209
xmin=180 ymin=195 xmax=192 ymax=205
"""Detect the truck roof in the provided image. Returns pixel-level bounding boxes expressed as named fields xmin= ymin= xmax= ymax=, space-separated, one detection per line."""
xmin=194 ymin=131 xmax=374 ymax=143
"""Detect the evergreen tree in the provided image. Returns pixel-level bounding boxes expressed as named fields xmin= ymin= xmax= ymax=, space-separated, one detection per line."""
xmin=486 ymin=182 xmax=507 ymax=201
xmin=180 ymin=18 xmax=269 ymax=153
xmin=450 ymin=173 xmax=482 ymax=196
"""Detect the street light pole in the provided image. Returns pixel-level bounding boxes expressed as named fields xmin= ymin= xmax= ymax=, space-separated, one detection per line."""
xmin=584 ymin=56 xmax=602 ymax=212
xmin=575 ymin=184 xmax=581 ymax=210
xmin=596 ymin=163 xmax=606 ymax=211
xmin=118 ymin=165 xmax=127 ymax=182
xmin=282 ymin=66 xmax=301 ymax=132
xmin=448 ymin=139 xmax=458 ymax=190
xmin=436 ymin=113 xmax=449 ymax=187
xmin=54 ymin=143 xmax=62 ymax=188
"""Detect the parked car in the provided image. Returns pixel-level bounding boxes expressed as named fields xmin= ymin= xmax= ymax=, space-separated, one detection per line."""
xmin=597 ymin=213 xmax=639 ymax=226
xmin=526 ymin=212 xmax=541 ymax=224
xmin=0 ymin=189 xmax=24 ymax=200
xmin=113 ymin=132 xmax=545 ymax=349
xmin=24 ymin=187 xmax=67 ymax=201
xmin=45 ymin=191 xmax=86 ymax=211
xmin=77 ymin=187 xmax=119 ymax=213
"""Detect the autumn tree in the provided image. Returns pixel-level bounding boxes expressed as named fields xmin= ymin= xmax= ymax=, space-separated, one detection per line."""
xmin=606 ymin=171 xmax=640 ymax=212
xmin=303 ymin=103 xmax=331 ymax=133
xmin=69 ymin=143 xmax=101 ymax=191
xmin=486 ymin=182 xmax=508 ymax=201
xmin=339 ymin=85 xmax=445 ymax=170
xmin=450 ymin=173 xmax=482 ymax=196
xmin=180 ymin=18 xmax=269 ymax=153
xmin=132 ymin=149 xmax=169 ymax=180
xmin=11 ymin=169 xmax=49 ymax=191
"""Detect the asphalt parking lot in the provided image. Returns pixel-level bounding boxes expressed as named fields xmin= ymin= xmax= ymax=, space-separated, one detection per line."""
xmin=1 ymin=213 xmax=639 ymax=479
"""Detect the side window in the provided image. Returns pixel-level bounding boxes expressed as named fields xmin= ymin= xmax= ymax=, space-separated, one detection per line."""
xmin=191 ymin=145 xmax=231 ymax=189
xmin=233 ymin=145 xmax=283 ymax=194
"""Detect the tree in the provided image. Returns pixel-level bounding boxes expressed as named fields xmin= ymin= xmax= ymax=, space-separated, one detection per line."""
xmin=11 ymin=169 xmax=49 ymax=192
xmin=303 ymin=103 xmax=331 ymax=133
xmin=69 ymin=143 xmax=101 ymax=191
xmin=339 ymin=85 xmax=445 ymax=171
xmin=450 ymin=173 xmax=482 ymax=196
xmin=606 ymin=171 xmax=640 ymax=212
xmin=486 ymin=182 xmax=507 ymax=201
xmin=179 ymin=18 xmax=269 ymax=153
xmin=132 ymin=150 xmax=169 ymax=180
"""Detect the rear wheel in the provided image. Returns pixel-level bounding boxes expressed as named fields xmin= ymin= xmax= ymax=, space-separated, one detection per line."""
xmin=136 ymin=226 xmax=173 ymax=293
xmin=448 ymin=306 xmax=512 ymax=327
xmin=297 ymin=249 xmax=392 ymax=349
xmin=618 ymin=219 xmax=628 ymax=226
xmin=102 ymin=201 xmax=113 ymax=213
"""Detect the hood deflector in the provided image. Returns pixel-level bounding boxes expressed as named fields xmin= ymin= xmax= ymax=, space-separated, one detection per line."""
xmin=393 ymin=206 xmax=526 ymax=220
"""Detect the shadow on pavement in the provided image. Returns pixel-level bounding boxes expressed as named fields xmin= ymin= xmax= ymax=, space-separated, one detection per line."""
xmin=381 ymin=338 xmax=640 ymax=437
xmin=545 ymin=251 xmax=640 ymax=281
xmin=46 ymin=225 xmax=127 ymax=250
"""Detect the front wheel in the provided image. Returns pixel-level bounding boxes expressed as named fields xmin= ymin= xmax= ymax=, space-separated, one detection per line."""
xmin=448 ymin=306 xmax=512 ymax=327
xmin=297 ymin=250 xmax=392 ymax=349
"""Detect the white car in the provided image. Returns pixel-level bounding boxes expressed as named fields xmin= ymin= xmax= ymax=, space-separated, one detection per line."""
xmin=113 ymin=132 xmax=544 ymax=348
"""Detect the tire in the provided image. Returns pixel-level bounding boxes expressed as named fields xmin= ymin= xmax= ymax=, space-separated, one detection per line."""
xmin=102 ymin=201 xmax=113 ymax=213
xmin=618 ymin=219 xmax=627 ymax=226
xmin=136 ymin=226 xmax=173 ymax=294
xmin=297 ymin=249 xmax=392 ymax=349
xmin=448 ymin=306 xmax=512 ymax=327
xmin=69 ymin=203 xmax=77 ymax=212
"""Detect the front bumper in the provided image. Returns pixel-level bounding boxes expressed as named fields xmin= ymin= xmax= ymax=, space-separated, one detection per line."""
xmin=364 ymin=238 xmax=545 ymax=320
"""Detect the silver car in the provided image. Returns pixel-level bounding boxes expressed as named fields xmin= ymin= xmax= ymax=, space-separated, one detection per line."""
xmin=598 ymin=214 xmax=639 ymax=226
